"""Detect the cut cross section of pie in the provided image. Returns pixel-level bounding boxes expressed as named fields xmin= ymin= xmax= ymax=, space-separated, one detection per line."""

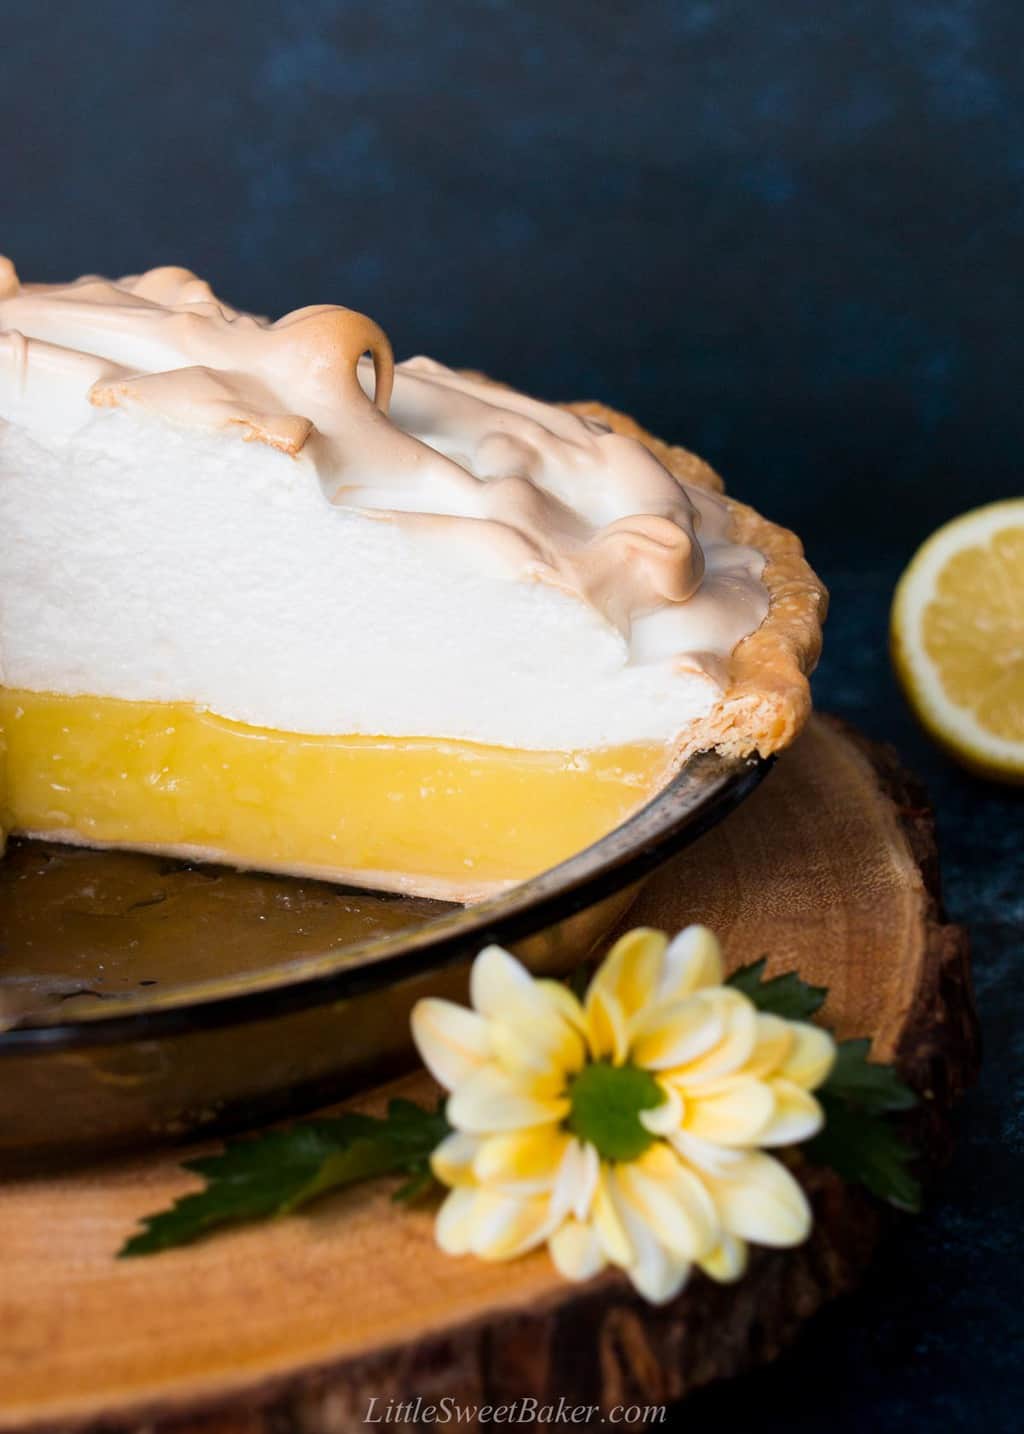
xmin=0 ymin=258 xmax=826 ymax=900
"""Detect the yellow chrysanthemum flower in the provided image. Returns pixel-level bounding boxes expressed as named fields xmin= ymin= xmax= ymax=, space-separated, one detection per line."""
xmin=411 ymin=926 xmax=836 ymax=1305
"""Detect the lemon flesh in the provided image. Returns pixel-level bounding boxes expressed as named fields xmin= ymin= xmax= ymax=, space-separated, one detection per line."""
xmin=891 ymin=499 xmax=1024 ymax=782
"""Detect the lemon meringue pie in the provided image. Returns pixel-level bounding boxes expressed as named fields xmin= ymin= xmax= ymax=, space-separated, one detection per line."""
xmin=0 ymin=259 xmax=825 ymax=899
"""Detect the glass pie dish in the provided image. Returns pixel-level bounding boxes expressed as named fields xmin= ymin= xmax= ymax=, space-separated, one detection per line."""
xmin=0 ymin=750 xmax=768 ymax=1172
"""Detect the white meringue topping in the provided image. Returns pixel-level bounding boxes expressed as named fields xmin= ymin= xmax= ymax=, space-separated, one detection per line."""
xmin=0 ymin=260 xmax=769 ymax=749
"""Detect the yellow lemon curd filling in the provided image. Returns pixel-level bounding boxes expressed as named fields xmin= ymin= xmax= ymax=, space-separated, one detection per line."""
xmin=0 ymin=690 xmax=670 ymax=895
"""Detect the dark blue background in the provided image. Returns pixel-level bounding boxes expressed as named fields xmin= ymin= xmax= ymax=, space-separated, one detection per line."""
xmin=3 ymin=2 xmax=1022 ymax=1428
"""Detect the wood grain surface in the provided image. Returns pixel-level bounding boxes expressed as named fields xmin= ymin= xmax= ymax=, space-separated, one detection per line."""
xmin=0 ymin=717 xmax=978 ymax=1433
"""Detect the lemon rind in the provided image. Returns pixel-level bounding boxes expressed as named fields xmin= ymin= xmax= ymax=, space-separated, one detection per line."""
xmin=891 ymin=498 xmax=1024 ymax=782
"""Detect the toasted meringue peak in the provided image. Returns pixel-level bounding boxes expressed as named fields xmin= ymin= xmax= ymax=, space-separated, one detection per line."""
xmin=0 ymin=258 xmax=767 ymax=699
xmin=0 ymin=256 xmax=18 ymax=300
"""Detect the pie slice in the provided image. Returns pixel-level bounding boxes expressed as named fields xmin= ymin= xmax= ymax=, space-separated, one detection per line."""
xmin=0 ymin=259 xmax=825 ymax=899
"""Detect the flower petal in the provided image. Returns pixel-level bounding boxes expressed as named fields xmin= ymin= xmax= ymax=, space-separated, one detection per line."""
xmin=431 ymin=1131 xmax=482 ymax=1189
xmin=758 ymin=1080 xmax=825 ymax=1146
xmin=549 ymin=1217 xmax=606 ymax=1283
xmin=698 ymin=1233 xmax=748 ymax=1284
xmin=704 ymin=1151 xmax=812 ymax=1247
xmin=550 ymin=1137 xmax=600 ymax=1224
xmin=472 ymin=1126 xmax=569 ymax=1194
xmin=744 ymin=1014 xmax=794 ymax=1079
xmin=447 ymin=1063 xmax=569 ymax=1133
xmin=658 ymin=925 xmax=724 ymax=1002
xmin=488 ymin=1019 xmax=578 ymax=1095
xmin=467 ymin=1191 xmax=555 ymax=1260
xmin=670 ymin=1129 xmax=748 ymax=1176
xmin=435 ymin=1187 xmax=479 ymax=1254
xmin=591 ymin=1165 xmax=635 ymax=1266
xmin=585 ymin=928 xmax=666 ymax=1061
xmin=632 ymin=993 xmax=723 ymax=1071
xmin=639 ymin=1082 xmax=684 ymax=1136
xmin=627 ymin=1247 xmax=691 ymax=1306
xmin=779 ymin=1022 xmax=836 ymax=1090
xmin=681 ymin=1075 xmax=776 ymax=1147
xmin=606 ymin=1166 xmax=692 ymax=1305
xmin=470 ymin=944 xmax=536 ymax=1019
xmin=471 ymin=946 xmax=585 ymax=1075
xmin=584 ymin=983 xmax=631 ymax=1065
xmin=615 ymin=1144 xmax=718 ymax=1260
xmin=668 ymin=989 xmax=758 ymax=1086
xmin=411 ymin=998 xmax=490 ymax=1091
xmin=534 ymin=979 xmax=588 ymax=1033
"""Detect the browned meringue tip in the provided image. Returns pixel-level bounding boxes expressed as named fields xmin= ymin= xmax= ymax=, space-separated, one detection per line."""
xmin=598 ymin=514 xmax=705 ymax=602
xmin=0 ymin=256 xmax=19 ymax=299
xmin=271 ymin=304 xmax=394 ymax=413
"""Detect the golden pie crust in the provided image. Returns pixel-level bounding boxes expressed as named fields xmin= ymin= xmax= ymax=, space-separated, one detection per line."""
xmin=565 ymin=397 xmax=827 ymax=767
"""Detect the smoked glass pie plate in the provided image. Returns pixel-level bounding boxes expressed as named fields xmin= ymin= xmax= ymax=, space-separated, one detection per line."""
xmin=0 ymin=751 xmax=768 ymax=1171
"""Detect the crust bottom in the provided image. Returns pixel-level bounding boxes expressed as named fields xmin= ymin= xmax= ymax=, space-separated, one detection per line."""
xmin=12 ymin=828 xmax=510 ymax=906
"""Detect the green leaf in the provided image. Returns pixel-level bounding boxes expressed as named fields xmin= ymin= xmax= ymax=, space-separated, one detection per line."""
xmin=566 ymin=1060 xmax=664 ymax=1162
xmin=727 ymin=957 xmax=828 ymax=1020
xmin=120 ymin=1099 xmax=450 ymax=1257
xmin=806 ymin=1091 xmax=921 ymax=1212
xmin=806 ymin=1038 xmax=919 ymax=1209
xmin=821 ymin=1037 xmax=917 ymax=1112
xmin=392 ymin=1166 xmax=439 ymax=1205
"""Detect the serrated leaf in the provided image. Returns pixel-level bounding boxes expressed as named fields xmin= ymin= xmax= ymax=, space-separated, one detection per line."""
xmin=727 ymin=957 xmax=828 ymax=1020
xmin=120 ymin=1099 xmax=449 ymax=1257
xmin=807 ymin=1091 xmax=921 ymax=1212
xmin=821 ymin=1038 xmax=917 ymax=1112
xmin=392 ymin=1166 xmax=438 ymax=1205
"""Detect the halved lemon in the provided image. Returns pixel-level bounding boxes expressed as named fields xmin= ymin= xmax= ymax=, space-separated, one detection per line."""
xmin=891 ymin=499 xmax=1024 ymax=782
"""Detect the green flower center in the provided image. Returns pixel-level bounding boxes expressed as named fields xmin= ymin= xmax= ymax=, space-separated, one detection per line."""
xmin=566 ymin=1060 xmax=664 ymax=1162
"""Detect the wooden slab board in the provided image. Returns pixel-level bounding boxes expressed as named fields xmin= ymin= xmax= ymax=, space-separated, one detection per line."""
xmin=0 ymin=717 xmax=978 ymax=1432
